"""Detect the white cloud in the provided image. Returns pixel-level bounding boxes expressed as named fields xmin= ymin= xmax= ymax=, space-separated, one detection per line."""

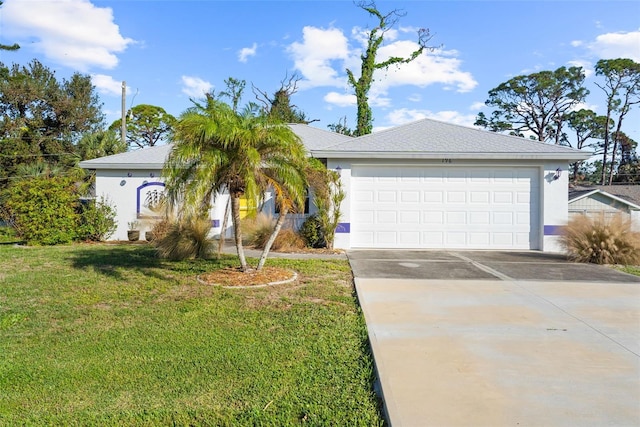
xmin=373 ymin=43 xmax=478 ymax=93
xmin=324 ymin=92 xmax=356 ymax=107
xmin=238 ymin=43 xmax=257 ymax=63
xmin=469 ymin=102 xmax=486 ymax=111
xmin=387 ymin=108 xmax=477 ymax=127
xmin=571 ymin=40 xmax=584 ymax=47
xmin=91 ymin=74 xmax=126 ymax=96
xmin=587 ymin=29 xmax=640 ymax=61
xmin=287 ymin=26 xmax=351 ymax=89
xmin=288 ymin=24 xmax=477 ymax=97
xmin=181 ymin=76 xmax=213 ymax=98
xmin=2 ymin=0 xmax=133 ymax=71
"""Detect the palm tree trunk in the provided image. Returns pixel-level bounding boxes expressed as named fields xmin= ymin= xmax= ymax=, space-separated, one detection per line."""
xmin=217 ymin=197 xmax=231 ymax=258
xmin=230 ymin=195 xmax=248 ymax=271
xmin=256 ymin=206 xmax=288 ymax=271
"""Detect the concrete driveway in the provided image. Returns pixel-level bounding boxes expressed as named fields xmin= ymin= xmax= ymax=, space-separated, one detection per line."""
xmin=349 ymin=250 xmax=640 ymax=427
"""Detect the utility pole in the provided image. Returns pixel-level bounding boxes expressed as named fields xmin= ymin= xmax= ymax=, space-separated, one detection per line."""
xmin=121 ymin=81 xmax=126 ymax=146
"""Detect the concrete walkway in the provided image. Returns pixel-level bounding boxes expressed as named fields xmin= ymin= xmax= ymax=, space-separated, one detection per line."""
xmin=350 ymin=251 xmax=640 ymax=427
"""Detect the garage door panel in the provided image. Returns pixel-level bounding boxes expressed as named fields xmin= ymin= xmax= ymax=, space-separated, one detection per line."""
xmin=469 ymin=211 xmax=490 ymax=224
xmin=516 ymin=233 xmax=531 ymax=246
xmin=446 ymin=232 xmax=467 ymax=245
xmin=377 ymin=231 xmax=397 ymax=245
xmin=354 ymin=190 xmax=374 ymax=202
xmin=354 ymin=211 xmax=374 ymax=224
xmin=516 ymin=192 xmax=531 ymax=204
xmin=447 ymin=192 xmax=466 ymax=203
xmin=423 ymin=231 xmax=444 ymax=245
xmin=516 ymin=212 xmax=530 ymax=225
xmin=377 ymin=191 xmax=396 ymax=202
xmin=447 ymin=212 xmax=467 ymax=224
xmin=377 ymin=211 xmax=397 ymax=223
xmin=470 ymin=191 xmax=490 ymax=203
xmin=351 ymin=165 xmax=540 ymax=249
xmin=401 ymin=191 xmax=420 ymax=203
xmin=399 ymin=231 xmax=420 ymax=245
xmin=400 ymin=211 xmax=420 ymax=224
xmin=493 ymin=233 xmax=513 ymax=245
xmin=424 ymin=211 xmax=444 ymax=223
xmin=493 ymin=192 xmax=513 ymax=204
xmin=424 ymin=191 xmax=443 ymax=202
xmin=469 ymin=232 xmax=490 ymax=245
xmin=493 ymin=212 xmax=514 ymax=225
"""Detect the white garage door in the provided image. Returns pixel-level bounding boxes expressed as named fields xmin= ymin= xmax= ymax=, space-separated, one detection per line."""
xmin=351 ymin=166 xmax=540 ymax=249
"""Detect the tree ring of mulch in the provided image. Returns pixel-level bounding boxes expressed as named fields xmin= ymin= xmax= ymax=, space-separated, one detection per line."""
xmin=196 ymin=267 xmax=298 ymax=289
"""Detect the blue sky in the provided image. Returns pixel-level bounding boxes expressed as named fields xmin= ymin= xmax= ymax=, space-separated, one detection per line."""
xmin=1 ymin=0 xmax=639 ymax=148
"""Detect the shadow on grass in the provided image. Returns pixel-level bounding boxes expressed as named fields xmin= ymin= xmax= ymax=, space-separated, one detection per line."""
xmin=69 ymin=243 xmax=242 ymax=281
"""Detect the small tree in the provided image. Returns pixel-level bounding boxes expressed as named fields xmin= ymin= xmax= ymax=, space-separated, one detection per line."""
xmin=348 ymin=1 xmax=435 ymax=136
xmin=594 ymin=58 xmax=640 ymax=184
xmin=76 ymin=129 xmax=127 ymax=160
xmin=252 ymin=72 xmax=316 ymax=124
xmin=316 ymin=170 xmax=345 ymax=250
xmin=110 ymin=104 xmax=176 ymax=149
xmin=564 ymin=110 xmax=608 ymax=181
xmin=164 ymin=98 xmax=307 ymax=272
xmin=306 ymin=159 xmax=345 ymax=250
xmin=475 ymin=66 xmax=588 ymax=144
xmin=327 ymin=116 xmax=356 ymax=136
xmin=76 ymin=196 xmax=117 ymax=242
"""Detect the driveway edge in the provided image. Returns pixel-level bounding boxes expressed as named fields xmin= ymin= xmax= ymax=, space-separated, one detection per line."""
xmin=354 ymin=277 xmax=402 ymax=427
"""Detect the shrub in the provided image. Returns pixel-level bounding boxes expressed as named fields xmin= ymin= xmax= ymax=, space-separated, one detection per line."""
xmin=242 ymin=213 xmax=275 ymax=246
xmin=275 ymin=228 xmax=306 ymax=251
xmin=299 ymin=214 xmax=325 ymax=248
xmin=561 ymin=214 xmax=640 ymax=265
xmin=153 ymin=216 xmax=214 ymax=260
xmin=76 ymin=196 xmax=117 ymax=241
xmin=0 ymin=225 xmax=18 ymax=243
xmin=1 ymin=176 xmax=79 ymax=245
xmin=149 ymin=216 xmax=173 ymax=242
xmin=242 ymin=213 xmax=305 ymax=251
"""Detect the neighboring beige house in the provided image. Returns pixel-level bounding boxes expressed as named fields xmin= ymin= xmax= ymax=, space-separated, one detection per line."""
xmin=80 ymin=118 xmax=589 ymax=252
xmin=568 ymin=185 xmax=640 ymax=231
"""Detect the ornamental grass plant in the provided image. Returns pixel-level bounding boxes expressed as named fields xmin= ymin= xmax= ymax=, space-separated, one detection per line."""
xmin=153 ymin=216 xmax=214 ymax=260
xmin=243 ymin=213 xmax=306 ymax=251
xmin=561 ymin=213 xmax=640 ymax=265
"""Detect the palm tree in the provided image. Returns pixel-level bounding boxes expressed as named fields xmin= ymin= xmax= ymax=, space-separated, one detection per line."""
xmin=164 ymin=98 xmax=307 ymax=271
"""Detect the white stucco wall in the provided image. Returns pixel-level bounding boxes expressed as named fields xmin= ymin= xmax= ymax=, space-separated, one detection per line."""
xmin=94 ymin=169 xmax=231 ymax=241
xmin=540 ymin=162 xmax=569 ymax=252
xmin=93 ymin=159 xmax=573 ymax=251
xmin=327 ymin=158 xmax=571 ymax=252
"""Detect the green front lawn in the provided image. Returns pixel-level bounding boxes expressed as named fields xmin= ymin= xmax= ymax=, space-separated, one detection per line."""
xmin=0 ymin=244 xmax=383 ymax=426
xmin=618 ymin=265 xmax=640 ymax=277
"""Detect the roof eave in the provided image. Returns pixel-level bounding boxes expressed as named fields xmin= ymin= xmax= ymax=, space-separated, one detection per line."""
xmin=78 ymin=162 xmax=165 ymax=170
xmin=311 ymin=150 xmax=591 ymax=161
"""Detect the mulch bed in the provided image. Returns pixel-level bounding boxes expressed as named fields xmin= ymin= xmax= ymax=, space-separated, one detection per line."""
xmin=197 ymin=266 xmax=296 ymax=287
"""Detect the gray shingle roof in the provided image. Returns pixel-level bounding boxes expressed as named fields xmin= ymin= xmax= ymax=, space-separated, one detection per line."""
xmin=287 ymin=123 xmax=352 ymax=150
xmin=79 ymin=144 xmax=171 ymax=170
xmin=569 ymin=184 xmax=640 ymax=208
xmin=313 ymin=118 xmax=590 ymax=160
xmin=79 ymin=123 xmax=352 ymax=170
xmin=80 ymin=118 xmax=590 ymax=169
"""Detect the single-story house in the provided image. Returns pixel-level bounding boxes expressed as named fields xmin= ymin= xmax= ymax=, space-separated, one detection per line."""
xmin=568 ymin=185 xmax=640 ymax=231
xmin=79 ymin=118 xmax=589 ymax=252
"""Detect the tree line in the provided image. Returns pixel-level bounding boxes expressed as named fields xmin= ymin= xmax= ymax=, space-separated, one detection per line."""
xmin=475 ymin=59 xmax=640 ymax=185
